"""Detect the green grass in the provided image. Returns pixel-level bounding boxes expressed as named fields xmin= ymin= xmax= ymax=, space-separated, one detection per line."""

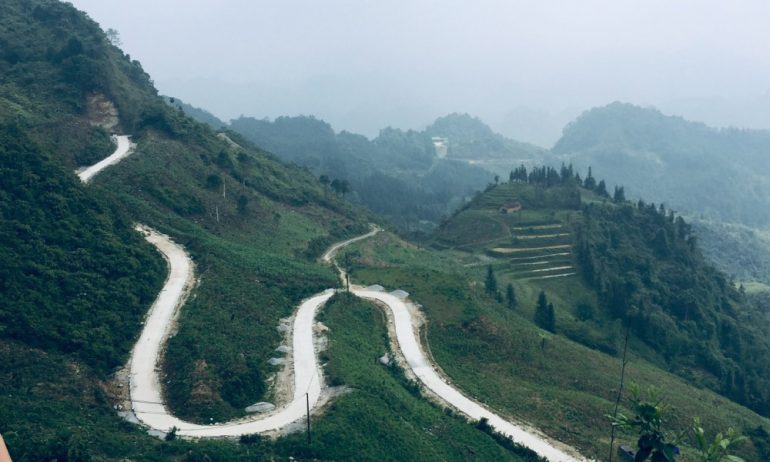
xmin=90 ymin=130 xmax=372 ymax=423
xmin=356 ymin=266 xmax=770 ymax=460
xmin=343 ymin=232 xmax=770 ymax=461
xmin=275 ymin=292 xmax=533 ymax=461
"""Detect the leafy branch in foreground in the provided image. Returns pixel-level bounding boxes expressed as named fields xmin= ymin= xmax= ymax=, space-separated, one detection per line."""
xmin=610 ymin=384 xmax=683 ymax=462
xmin=692 ymin=418 xmax=746 ymax=462
xmin=610 ymin=384 xmax=746 ymax=462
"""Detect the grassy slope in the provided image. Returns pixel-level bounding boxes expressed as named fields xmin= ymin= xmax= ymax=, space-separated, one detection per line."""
xmin=0 ymin=0 xmax=402 ymax=460
xmin=94 ymin=127 xmax=373 ymax=422
xmin=343 ymin=223 xmax=770 ymax=460
xmin=276 ymin=293 xmax=530 ymax=461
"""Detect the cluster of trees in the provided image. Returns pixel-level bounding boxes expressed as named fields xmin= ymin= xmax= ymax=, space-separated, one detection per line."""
xmin=574 ymin=198 xmax=770 ymax=416
xmin=319 ymin=175 xmax=350 ymax=196
xmin=508 ymin=163 xmax=625 ymax=203
xmin=484 ymin=265 xmax=517 ymax=309
xmin=534 ymin=291 xmax=556 ymax=333
xmin=227 ymin=115 xmax=496 ymax=233
xmin=0 ymin=125 xmax=165 ymax=371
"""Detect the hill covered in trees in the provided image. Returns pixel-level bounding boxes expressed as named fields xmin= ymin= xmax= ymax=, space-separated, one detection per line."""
xmin=547 ymin=102 xmax=770 ymax=288
xmin=228 ymin=114 xmax=500 ymax=232
xmin=433 ymin=165 xmax=770 ymax=417
xmin=425 ymin=113 xmax=544 ymax=160
xmin=0 ymin=1 xmax=563 ymax=460
xmin=339 ymin=166 xmax=770 ymax=459
xmin=162 ymin=107 xmax=544 ymax=233
xmin=550 ymin=102 xmax=770 ymax=228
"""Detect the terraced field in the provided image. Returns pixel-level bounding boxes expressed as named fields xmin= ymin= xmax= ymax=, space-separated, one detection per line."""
xmin=433 ymin=182 xmax=581 ymax=281
xmin=491 ymin=221 xmax=576 ymax=281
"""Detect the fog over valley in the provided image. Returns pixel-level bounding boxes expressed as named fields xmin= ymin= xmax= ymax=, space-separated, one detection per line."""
xmin=5 ymin=1 xmax=770 ymax=460
xmin=70 ymin=0 xmax=770 ymax=146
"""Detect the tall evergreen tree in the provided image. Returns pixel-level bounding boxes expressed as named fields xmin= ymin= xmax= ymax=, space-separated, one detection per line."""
xmin=485 ymin=265 xmax=497 ymax=295
xmin=584 ymin=166 xmax=597 ymax=190
xmin=506 ymin=283 xmax=517 ymax=309
xmin=596 ymin=179 xmax=608 ymax=197
xmin=534 ymin=291 xmax=556 ymax=332
xmin=613 ymin=185 xmax=626 ymax=202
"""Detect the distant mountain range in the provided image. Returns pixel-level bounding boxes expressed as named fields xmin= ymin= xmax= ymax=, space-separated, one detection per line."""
xmin=549 ymin=102 xmax=770 ymax=228
xmin=172 ymin=103 xmax=544 ymax=233
xmin=177 ymin=98 xmax=770 ymax=232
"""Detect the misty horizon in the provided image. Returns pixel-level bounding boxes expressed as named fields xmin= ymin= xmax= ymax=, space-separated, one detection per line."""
xmin=69 ymin=0 xmax=770 ymax=146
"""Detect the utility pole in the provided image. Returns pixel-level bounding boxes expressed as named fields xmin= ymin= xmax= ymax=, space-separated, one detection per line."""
xmin=215 ymin=205 xmax=219 ymax=223
xmin=306 ymin=393 xmax=311 ymax=445
xmin=609 ymin=323 xmax=631 ymax=462
xmin=222 ymin=180 xmax=226 ymax=199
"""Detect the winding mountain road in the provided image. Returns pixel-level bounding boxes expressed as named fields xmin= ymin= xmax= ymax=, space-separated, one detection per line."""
xmin=78 ymin=139 xmax=586 ymax=461
xmin=77 ymin=135 xmax=133 ymax=183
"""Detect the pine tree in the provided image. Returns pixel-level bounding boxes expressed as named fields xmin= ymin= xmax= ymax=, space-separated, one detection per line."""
xmin=485 ymin=265 xmax=497 ymax=295
xmin=584 ymin=166 xmax=597 ymax=190
xmin=506 ymin=283 xmax=517 ymax=309
xmin=534 ymin=291 xmax=556 ymax=332
xmin=596 ymin=179 xmax=608 ymax=197
xmin=613 ymin=185 xmax=625 ymax=202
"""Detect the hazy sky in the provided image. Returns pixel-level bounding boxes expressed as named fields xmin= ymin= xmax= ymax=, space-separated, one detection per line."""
xmin=70 ymin=0 xmax=770 ymax=146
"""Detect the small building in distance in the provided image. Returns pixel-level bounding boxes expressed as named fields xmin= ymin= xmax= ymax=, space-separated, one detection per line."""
xmin=499 ymin=201 xmax=522 ymax=214
xmin=431 ymin=137 xmax=448 ymax=158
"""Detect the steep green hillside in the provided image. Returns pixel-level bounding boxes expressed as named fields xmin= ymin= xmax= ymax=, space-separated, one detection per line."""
xmin=0 ymin=0 xmax=424 ymax=458
xmin=0 ymin=0 xmax=163 ymax=167
xmin=340 ymin=170 xmax=770 ymax=460
xmin=550 ymin=102 xmax=770 ymax=227
xmin=0 ymin=126 xmax=165 ymax=371
xmin=276 ymin=293 xmax=534 ymax=462
xmin=0 ymin=1 xmax=567 ymax=460
xmin=549 ymin=102 xmax=770 ymax=288
xmin=435 ymin=169 xmax=770 ymax=416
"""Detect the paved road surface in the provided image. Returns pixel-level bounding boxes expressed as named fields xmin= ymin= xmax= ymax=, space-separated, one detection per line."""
xmin=74 ymin=135 xmax=586 ymax=460
xmin=77 ymin=135 xmax=133 ymax=183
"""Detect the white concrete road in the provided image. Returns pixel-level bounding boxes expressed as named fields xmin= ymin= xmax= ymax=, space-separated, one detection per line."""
xmin=125 ymin=226 xmax=585 ymax=460
xmin=130 ymin=226 xmax=331 ymax=437
xmin=354 ymin=288 xmax=583 ymax=462
xmin=77 ymin=135 xmax=133 ymax=183
xmin=75 ymin=127 xmax=586 ymax=459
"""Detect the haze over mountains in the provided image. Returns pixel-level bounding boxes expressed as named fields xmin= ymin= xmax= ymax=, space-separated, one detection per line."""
xmin=69 ymin=0 xmax=770 ymax=146
xmin=173 ymin=96 xmax=770 ymax=291
xmin=6 ymin=1 xmax=770 ymax=461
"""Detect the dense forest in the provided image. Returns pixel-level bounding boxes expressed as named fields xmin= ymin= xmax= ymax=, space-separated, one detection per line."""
xmin=575 ymin=199 xmax=770 ymax=415
xmin=550 ymin=102 xmax=770 ymax=228
xmin=160 ymin=107 xmax=546 ymax=233
xmin=228 ymin=115 xmax=496 ymax=232
xmin=5 ymin=0 xmax=770 ymax=460
xmin=0 ymin=124 xmax=165 ymax=371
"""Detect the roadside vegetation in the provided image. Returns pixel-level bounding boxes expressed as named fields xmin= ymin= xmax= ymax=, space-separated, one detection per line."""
xmin=276 ymin=292 xmax=533 ymax=461
xmin=4 ymin=1 xmax=770 ymax=461
xmin=341 ymin=171 xmax=770 ymax=460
